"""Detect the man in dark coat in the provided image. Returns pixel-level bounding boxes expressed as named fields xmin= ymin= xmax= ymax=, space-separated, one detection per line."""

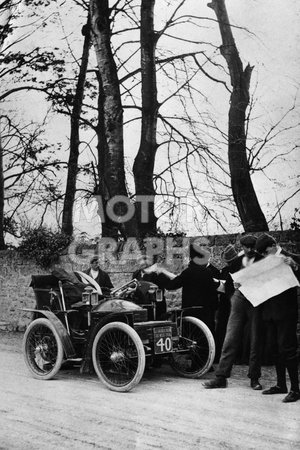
xmin=255 ymin=233 xmax=300 ymax=403
xmin=84 ymin=256 xmax=114 ymax=295
xmin=204 ymin=234 xmax=264 ymax=390
xmin=160 ymin=237 xmax=220 ymax=335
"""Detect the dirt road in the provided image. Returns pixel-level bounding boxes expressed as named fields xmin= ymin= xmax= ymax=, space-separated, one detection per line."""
xmin=0 ymin=332 xmax=299 ymax=450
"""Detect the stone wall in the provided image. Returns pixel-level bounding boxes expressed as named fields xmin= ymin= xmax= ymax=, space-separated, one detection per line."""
xmin=0 ymin=230 xmax=299 ymax=332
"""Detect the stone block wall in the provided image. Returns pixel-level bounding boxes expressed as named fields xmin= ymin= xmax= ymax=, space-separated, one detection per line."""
xmin=0 ymin=230 xmax=299 ymax=333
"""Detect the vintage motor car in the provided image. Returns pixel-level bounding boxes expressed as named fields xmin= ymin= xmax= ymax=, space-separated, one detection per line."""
xmin=22 ymin=270 xmax=215 ymax=392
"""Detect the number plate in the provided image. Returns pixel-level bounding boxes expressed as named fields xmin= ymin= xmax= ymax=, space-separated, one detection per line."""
xmin=154 ymin=327 xmax=173 ymax=354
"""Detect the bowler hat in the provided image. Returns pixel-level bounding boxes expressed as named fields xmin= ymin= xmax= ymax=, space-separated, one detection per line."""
xmin=239 ymin=235 xmax=257 ymax=248
xmin=255 ymin=233 xmax=277 ymax=254
xmin=222 ymin=244 xmax=238 ymax=263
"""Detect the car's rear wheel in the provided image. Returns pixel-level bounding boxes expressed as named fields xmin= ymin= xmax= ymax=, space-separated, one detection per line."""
xmin=23 ymin=318 xmax=64 ymax=380
xmin=92 ymin=321 xmax=145 ymax=392
xmin=170 ymin=316 xmax=215 ymax=378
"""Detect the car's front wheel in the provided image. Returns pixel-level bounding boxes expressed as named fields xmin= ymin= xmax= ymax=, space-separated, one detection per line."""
xmin=92 ymin=321 xmax=145 ymax=392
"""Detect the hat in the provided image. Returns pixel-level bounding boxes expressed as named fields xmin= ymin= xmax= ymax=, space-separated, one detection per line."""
xmin=221 ymin=244 xmax=238 ymax=263
xmin=255 ymin=234 xmax=277 ymax=254
xmin=90 ymin=256 xmax=99 ymax=264
xmin=239 ymin=235 xmax=257 ymax=248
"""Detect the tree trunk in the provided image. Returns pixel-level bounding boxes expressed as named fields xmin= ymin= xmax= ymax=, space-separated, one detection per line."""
xmin=0 ymin=0 xmax=14 ymax=249
xmin=61 ymin=15 xmax=91 ymax=236
xmin=208 ymin=0 xmax=268 ymax=232
xmin=133 ymin=0 xmax=158 ymax=237
xmin=90 ymin=0 xmax=137 ymax=238
xmin=95 ymin=72 xmax=120 ymax=239
xmin=0 ymin=129 xmax=6 ymax=249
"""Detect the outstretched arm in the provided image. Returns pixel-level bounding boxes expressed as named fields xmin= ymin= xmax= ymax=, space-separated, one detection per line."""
xmin=156 ymin=266 xmax=177 ymax=280
xmin=143 ymin=263 xmax=176 ymax=279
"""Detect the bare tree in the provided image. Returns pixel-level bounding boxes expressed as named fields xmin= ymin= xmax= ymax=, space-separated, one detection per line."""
xmin=0 ymin=0 xmax=68 ymax=246
xmin=0 ymin=0 xmax=20 ymax=248
xmin=61 ymin=13 xmax=92 ymax=236
xmin=0 ymin=127 xmax=5 ymax=248
xmin=90 ymin=0 xmax=137 ymax=238
xmin=132 ymin=0 xmax=158 ymax=236
xmin=207 ymin=0 xmax=268 ymax=231
xmin=1 ymin=115 xmax=65 ymax=241
xmin=4 ymin=0 xmax=296 ymax=240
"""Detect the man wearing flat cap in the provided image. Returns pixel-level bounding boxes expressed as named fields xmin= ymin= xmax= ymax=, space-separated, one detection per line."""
xmin=204 ymin=234 xmax=264 ymax=391
xmin=84 ymin=256 xmax=114 ymax=295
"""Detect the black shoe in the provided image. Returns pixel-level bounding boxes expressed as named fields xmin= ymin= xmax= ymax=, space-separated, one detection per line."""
xmin=282 ymin=391 xmax=300 ymax=403
xmin=251 ymin=379 xmax=262 ymax=390
xmin=203 ymin=377 xmax=227 ymax=389
xmin=262 ymin=385 xmax=288 ymax=395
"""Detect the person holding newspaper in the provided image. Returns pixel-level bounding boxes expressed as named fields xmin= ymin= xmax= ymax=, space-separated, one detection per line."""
xmin=203 ymin=234 xmax=264 ymax=390
xmin=255 ymin=233 xmax=300 ymax=403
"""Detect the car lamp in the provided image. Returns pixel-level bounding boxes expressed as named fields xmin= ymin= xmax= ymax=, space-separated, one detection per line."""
xmin=90 ymin=290 xmax=99 ymax=306
xmin=156 ymin=289 xmax=163 ymax=302
xmin=82 ymin=286 xmax=94 ymax=304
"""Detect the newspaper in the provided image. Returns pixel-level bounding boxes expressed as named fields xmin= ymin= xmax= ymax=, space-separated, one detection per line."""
xmin=231 ymin=254 xmax=299 ymax=307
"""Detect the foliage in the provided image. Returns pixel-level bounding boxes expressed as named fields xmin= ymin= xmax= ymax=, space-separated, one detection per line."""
xmin=155 ymin=229 xmax=187 ymax=238
xmin=290 ymin=208 xmax=300 ymax=232
xmin=18 ymin=226 xmax=72 ymax=268
xmin=1 ymin=115 xmax=64 ymax=240
xmin=3 ymin=216 xmax=18 ymax=236
xmin=0 ymin=0 xmax=67 ymax=249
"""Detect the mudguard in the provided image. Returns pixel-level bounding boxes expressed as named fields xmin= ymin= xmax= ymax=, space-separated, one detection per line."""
xmin=23 ymin=308 xmax=76 ymax=358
